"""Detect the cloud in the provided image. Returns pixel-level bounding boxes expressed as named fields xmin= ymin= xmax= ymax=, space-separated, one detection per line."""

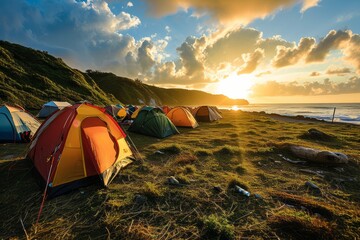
xmin=151 ymin=36 xmax=208 ymax=85
xmin=177 ymin=36 xmax=206 ymax=76
xmin=344 ymin=34 xmax=360 ymax=74
xmin=143 ymin=0 xmax=320 ymax=25
xmin=272 ymin=37 xmax=316 ymax=68
xmin=306 ymin=30 xmax=351 ymax=62
xmin=251 ymin=77 xmax=360 ymax=96
xmin=269 ymin=30 xmax=360 ymax=72
xmin=205 ymin=28 xmax=292 ymax=67
xmin=165 ymin=26 xmax=171 ymax=33
xmin=238 ymin=48 xmax=265 ymax=74
xmin=300 ymin=0 xmax=320 ymax=13
xmin=336 ymin=12 xmax=359 ymax=23
xmin=256 ymin=35 xmax=294 ymax=62
xmin=127 ymin=2 xmax=133 ymax=7
xmin=137 ymin=40 xmax=156 ymax=72
xmin=326 ymin=67 xmax=352 ymax=75
xmin=0 ymin=0 xmax=160 ymax=79
xmin=205 ymin=28 xmax=262 ymax=66
xmin=151 ymin=27 xmax=302 ymax=86
xmin=256 ymin=71 xmax=272 ymax=77
xmin=310 ymin=71 xmax=320 ymax=76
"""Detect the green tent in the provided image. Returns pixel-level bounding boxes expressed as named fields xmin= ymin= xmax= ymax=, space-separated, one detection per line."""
xmin=128 ymin=107 xmax=179 ymax=138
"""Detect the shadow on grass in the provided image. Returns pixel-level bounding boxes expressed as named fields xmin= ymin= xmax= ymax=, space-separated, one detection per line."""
xmin=0 ymin=159 xmax=109 ymax=239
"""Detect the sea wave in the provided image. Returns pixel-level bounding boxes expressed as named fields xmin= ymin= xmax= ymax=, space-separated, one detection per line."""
xmin=219 ymin=103 xmax=360 ymax=125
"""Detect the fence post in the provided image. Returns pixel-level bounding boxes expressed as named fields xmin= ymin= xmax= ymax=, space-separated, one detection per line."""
xmin=331 ymin=107 xmax=336 ymax=123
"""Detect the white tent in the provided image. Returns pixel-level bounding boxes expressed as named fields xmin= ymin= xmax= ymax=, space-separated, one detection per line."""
xmin=37 ymin=101 xmax=71 ymax=118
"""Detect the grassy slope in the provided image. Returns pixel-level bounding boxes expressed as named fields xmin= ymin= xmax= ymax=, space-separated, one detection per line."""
xmin=1 ymin=110 xmax=359 ymax=239
xmin=87 ymin=71 xmax=162 ymax=105
xmin=0 ymin=40 xmax=249 ymax=109
xmin=148 ymin=86 xmax=249 ymax=106
xmin=88 ymin=71 xmax=249 ymax=106
xmin=0 ymin=41 xmax=116 ymax=109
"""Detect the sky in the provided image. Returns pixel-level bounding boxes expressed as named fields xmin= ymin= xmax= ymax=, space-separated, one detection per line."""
xmin=0 ymin=0 xmax=360 ymax=103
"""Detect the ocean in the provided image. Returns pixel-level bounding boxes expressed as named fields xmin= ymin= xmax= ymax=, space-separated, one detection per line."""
xmin=220 ymin=103 xmax=360 ymax=125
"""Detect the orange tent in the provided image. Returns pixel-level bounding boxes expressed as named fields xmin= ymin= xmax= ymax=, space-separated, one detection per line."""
xmin=166 ymin=107 xmax=199 ymax=128
xmin=27 ymin=103 xmax=134 ymax=197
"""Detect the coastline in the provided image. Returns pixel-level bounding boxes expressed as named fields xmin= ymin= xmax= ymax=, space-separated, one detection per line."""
xmin=219 ymin=103 xmax=360 ymax=125
xmin=251 ymin=111 xmax=359 ymax=125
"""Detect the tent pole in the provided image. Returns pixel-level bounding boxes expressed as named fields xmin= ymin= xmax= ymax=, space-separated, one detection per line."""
xmin=118 ymin=124 xmax=143 ymax=162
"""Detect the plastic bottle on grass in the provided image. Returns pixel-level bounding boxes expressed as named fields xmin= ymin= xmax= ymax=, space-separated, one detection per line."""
xmin=235 ymin=185 xmax=250 ymax=197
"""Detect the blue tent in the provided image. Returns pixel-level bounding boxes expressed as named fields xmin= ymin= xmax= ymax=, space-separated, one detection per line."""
xmin=37 ymin=101 xmax=71 ymax=118
xmin=0 ymin=105 xmax=41 ymax=142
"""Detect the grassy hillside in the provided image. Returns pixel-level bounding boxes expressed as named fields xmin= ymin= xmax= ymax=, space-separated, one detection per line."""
xmin=0 ymin=40 xmax=248 ymax=109
xmin=148 ymin=85 xmax=249 ymax=106
xmin=86 ymin=71 xmax=162 ymax=105
xmin=89 ymin=71 xmax=249 ymax=106
xmin=0 ymin=41 xmax=116 ymax=109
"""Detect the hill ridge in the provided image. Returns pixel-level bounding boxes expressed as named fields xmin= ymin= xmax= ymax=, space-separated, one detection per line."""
xmin=0 ymin=40 xmax=248 ymax=109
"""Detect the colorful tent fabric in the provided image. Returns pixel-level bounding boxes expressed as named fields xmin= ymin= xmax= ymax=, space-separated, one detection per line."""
xmin=211 ymin=106 xmax=223 ymax=118
xmin=105 ymin=105 xmax=127 ymax=121
xmin=0 ymin=105 xmax=40 ymax=142
xmin=166 ymin=107 xmax=199 ymax=128
xmin=192 ymin=106 xmax=222 ymax=122
xmin=162 ymin=106 xmax=171 ymax=114
xmin=37 ymin=101 xmax=71 ymax=118
xmin=131 ymin=105 xmax=146 ymax=119
xmin=126 ymin=105 xmax=137 ymax=115
xmin=27 ymin=103 xmax=134 ymax=197
xmin=128 ymin=106 xmax=179 ymax=138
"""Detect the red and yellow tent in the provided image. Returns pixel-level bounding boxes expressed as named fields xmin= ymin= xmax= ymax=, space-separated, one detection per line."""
xmin=27 ymin=103 xmax=134 ymax=197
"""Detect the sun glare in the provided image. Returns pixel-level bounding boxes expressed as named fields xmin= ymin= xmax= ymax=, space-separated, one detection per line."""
xmin=217 ymin=73 xmax=254 ymax=99
xmin=231 ymin=106 xmax=240 ymax=111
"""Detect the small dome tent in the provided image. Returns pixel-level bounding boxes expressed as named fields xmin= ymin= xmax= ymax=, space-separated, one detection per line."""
xmin=0 ymin=105 xmax=40 ymax=142
xmin=192 ymin=106 xmax=222 ymax=122
xmin=27 ymin=103 xmax=134 ymax=198
xmin=37 ymin=101 xmax=71 ymax=118
xmin=166 ymin=107 xmax=199 ymax=128
xmin=105 ymin=105 xmax=127 ymax=121
xmin=128 ymin=106 xmax=179 ymax=138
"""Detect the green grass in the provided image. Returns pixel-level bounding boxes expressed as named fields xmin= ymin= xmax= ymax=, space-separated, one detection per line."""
xmin=1 ymin=110 xmax=360 ymax=239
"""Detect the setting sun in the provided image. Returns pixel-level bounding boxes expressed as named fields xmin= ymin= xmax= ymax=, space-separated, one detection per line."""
xmin=216 ymin=72 xmax=254 ymax=99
